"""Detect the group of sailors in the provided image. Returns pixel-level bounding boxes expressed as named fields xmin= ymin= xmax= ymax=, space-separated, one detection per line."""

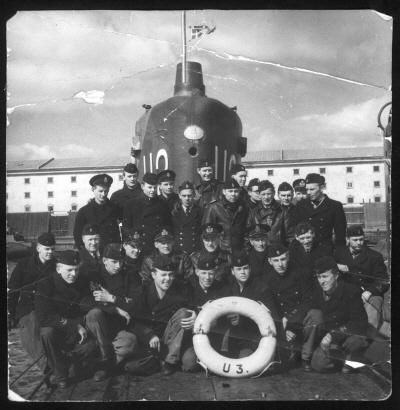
xmin=8 ymin=158 xmax=389 ymax=389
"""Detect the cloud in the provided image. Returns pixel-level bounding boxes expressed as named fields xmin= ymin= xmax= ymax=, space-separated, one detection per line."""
xmin=61 ymin=144 xmax=95 ymax=157
xmin=7 ymin=143 xmax=95 ymax=160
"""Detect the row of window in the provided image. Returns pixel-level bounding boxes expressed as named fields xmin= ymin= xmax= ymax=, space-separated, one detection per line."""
xmin=267 ymin=165 xmax=381 ymax=177
xmin=347 ymin=196 xmax=381 ymax=204
xmin=23 ymin=204 xmax=78 ymax=212
xmin=347 ymin=181 xmax=381 ymax=188
xmin=24 ymin=191 xmax=78 ymax=198
xmin=23 ymin=175 xmax=125 ymax=184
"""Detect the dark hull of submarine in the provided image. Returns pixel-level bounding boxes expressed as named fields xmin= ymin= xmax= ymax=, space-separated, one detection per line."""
xmin=134 ymin=61 xmax=247 ymax=187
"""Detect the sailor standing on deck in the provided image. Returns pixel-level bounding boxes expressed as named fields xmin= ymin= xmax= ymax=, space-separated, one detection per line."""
xmin=194 ymin=157 xmax=224 ymax=209
xmin=292 ymin=179 xmax=307 ymax=205
xmin=73 ymin=174 xmax=121 ymax=252
xmin=244 ymin=178 xmax=261 ymax=210
xmin=8 ymin=232 xmax=57 ymax=373
xmin=246 ymin=224 xmax=273 ymax=279
xmin=79 ymin=223 xmax=102 ymax=275
xmin=157 ymin=170 xmax=180 ymax=210
xmin=110 ymin=163 xmax=142 ymax=214
xmin=229 ymin=163 xmax=249 ymax=202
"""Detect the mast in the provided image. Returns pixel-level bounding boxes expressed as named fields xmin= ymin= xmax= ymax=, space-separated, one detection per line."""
xmin=182 ymin=10 xmax=187 ymax=83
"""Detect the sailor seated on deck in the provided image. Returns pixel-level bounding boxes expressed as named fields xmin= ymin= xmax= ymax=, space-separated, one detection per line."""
xmin=35 ymin=251 xmax=99 ymax=389
xmin=218 ymin=250 xmax=279 ymax=359
xmin=129 ymin=255 xmax=200 ymax=376
xmin=8 ymin=232 xmax=57 ymax=375
xmin=305 ymin=256 xmax=369 ymax=374
xmin=333 ymin=225 xmax=390 ymax=339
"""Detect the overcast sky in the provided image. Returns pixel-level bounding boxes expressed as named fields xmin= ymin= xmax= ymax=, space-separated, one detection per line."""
xmin=6 ymin=10 xmax=392 ymax=161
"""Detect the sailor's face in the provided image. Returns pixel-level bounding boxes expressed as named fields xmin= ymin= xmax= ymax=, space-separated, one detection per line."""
xmin=123 ymin=242 xmax=141 ymax=259
xmin=268 ymin=253 xmax=289 ymax=275
xmin=142 ymin=182 xmax=157 ymax=198
xmin=233 ymin=171 xmax=247 ymax=187
xmin=250 ymin=236 xmax=268 ymax=252
xmin=278 ymin=190 xmax=293 ymax=206
xmin=93 ymin=185 xmax=109 ymax=204
xmin=223 ymin=188 xmax=240 ymax=202
xmin=348 ymin=235 xmax=364 ymax=252
xmin=232 ymin=265 xmax=251 ymax=284
xmin=152 ymin=269 xmax=175 ymax=291
xmin=203 ymin=235 xmax=219 ymax=252
xmin=306 ymin=183 xmax=323 ymax=201
xmin=260 ymin=188 xmax=274 ymax=205
xmin=196 ymin=269 xmax=216 ymax=289
xmin=103 ymin=258 xmax=123 ymax=275
xmin=179 ymin=189 xmax=194 ymax=208
xmin=317 ymin=271 xmax=338 ymax=294
xmin=296 ymin=231 xmax=314 ymax=251
xmin=57 ymin=264 xmax=80 ymax=284
xmin=37 ymin=244 xmax=55 ymax=261
xmin=155 ymin=239 xmax=174 ymax=255
xmin=249 ymin=187 xmax=260 ymax=202
xmin=160 ymin=181 xmax=174 ymax=195
xmin=124 ymin=171 xmax=139 ymax=189
xmin=197 ymin=167 xmax=213 ymax=181
xmin=82 ymin=234 xmax=100 ymax=253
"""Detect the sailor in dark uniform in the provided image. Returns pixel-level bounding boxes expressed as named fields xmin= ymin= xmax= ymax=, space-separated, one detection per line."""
xmin=171 ymin=181 xmax=204 ymax=255
xmin=333 ymin=225 xmax=389 ymax=337
xmin=122 ymin=228 xmax=145 ymax=274
xmin=288 ymin=222 xmax=333 ymax=270
xmin=191 ymin=223 xmax=232 ymax=283
xmin=263 ymin=243 xmax=317 ymax=371
xmin=140 ymin=226 xmax=193 ymax=283
xmin=246 ymin=224 xmax=273 ymax=279
xmin=194 ymin=157 xmax=224 ymax=209
xmin=292 ymin=179 xmax=307 ymax=205
xmin=110 ymin=163 xmax=142 ymax=214
xmin=229 ymin=163 xmax=248 ymax=202
xmin=73 ymin=174 xmax=121 ymax=252
xmin=8 ymin=232 xmax=57 ymax=373
xmin=157 ymin=169 xmax=180 ymax=210
xmin=245 ymin=178 xmax=261 ymax=210
xmin=123 ymin=172 xmax=171 ymax=255
xmin=79 ymin=223 xmax=102 ymax=275
xmin=294 ymin=173 xmax=347 ymax=249
xmin=308 ymin=256 xmax=369 ymax=373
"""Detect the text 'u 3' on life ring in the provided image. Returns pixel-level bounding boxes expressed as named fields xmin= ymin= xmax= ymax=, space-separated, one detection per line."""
xmin=193 ymin=296 xmax=276 ymax=378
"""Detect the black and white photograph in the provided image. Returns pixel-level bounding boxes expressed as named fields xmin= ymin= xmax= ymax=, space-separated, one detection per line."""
xmin=6 ymin=8 xmax=392 ymax=401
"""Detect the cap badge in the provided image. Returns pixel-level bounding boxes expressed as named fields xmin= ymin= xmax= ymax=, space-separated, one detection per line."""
xmin=238 ymin=259 xmax=241 ymax=264
xmin=167 ymin=172 xmax=170 ymax=177
xmin=206 ymin=226 xmax=213 ymax=233
xmin=134 ymin=232 xmax=140 ymax=239
xmin=89 ymin=228 xmax=93 ymax=233
xmin=104 ymin=177 xmax=107 ymax=183
xmin=276 ymin=251 xmax=279 ymax=255
xmin=162 ymin=229 xmax=168 ymax=236
xmin=255 ymin=226 xmax=260 ymax=233
xmin=206 ymin=262 xmax=209 ymax=267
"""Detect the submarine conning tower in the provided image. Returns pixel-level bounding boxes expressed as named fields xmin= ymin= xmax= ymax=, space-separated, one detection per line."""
xmin=174 ymin=61 xmax=206 ymax=96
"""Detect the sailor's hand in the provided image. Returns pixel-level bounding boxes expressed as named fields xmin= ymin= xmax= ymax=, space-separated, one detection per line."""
xmin=181 ymin=310 xmax=197 ymax=330
xmin=77 ymin=324 xmax=87 ymax=344
xmin=362 ymin=291 xmax=372 ymax=304
xmin=115 ymin=307 xmax=130 ymax=325
xmin=227 ymin=313 xmax=240 ymax=326
xmin=320 ymin=333 xmax=332 ymax=352
xmin=285 ymin=330 xmax=296 ymax=342
xmin=93 ymin=287 xmax=113 ymax=303
xmin=337 ymin=264 xmax=349 ymax=272
xmin=149 ymin=336 xmax=161 ymax=352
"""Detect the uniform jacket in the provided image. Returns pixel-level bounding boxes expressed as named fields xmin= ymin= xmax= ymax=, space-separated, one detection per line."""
xmin=110 ymin=182 xmax=142 ymax=215
xmin=248 ymin=248 xmax=274 ymax=279
xmin=311 ymin=280 xmax=368 ymax=345
xmin=130 ymin=280 xmax=195 ymax=341
xmin=8 ymin=254 xmax=56 ymax=320
xmin=191 ymin=248 xmax=232 ymax=283
xmin=194 ymin=179 xmax=224 ymax=209
xmin=333 ymin=245 xmax=389 ymax=297
xmin=221 ymin=275 xmax=279 ymax=322
xmin=79 ymin=247 xmax=102 ymax=276
xmin=171 ymin=202 xmax=204 ymax=255
xmin=294 ymin=195 xmax=347 ymax=249
xmin=35 ymin=272 xmax=94 ymax=334
xmin=202 ymin=197 xmax=248 ymax=252
xmin=123 ymin=193 xmax=171 ymax=254
xmin=263 ymin=266 xmax=314 ymax=325
xmin=244 ymin=198 xmax=259 ymax=211
xmin=288 ymin=240 xmax=333 ymax=270
xmin=187 ymin=274 xmax=224 ymax=308
xmin=239 ymin=187 xmax=249 ymax=202
xmin=246 ymin=199 xmax=295 ymax=247
xmin=82 ymin=264 xmax=142 ymax=314
xmin=157 ymin=192 xmax=180 ymax=211
xmin=140 ymin=249 xmax=194 ymax=283
xmin=123 ymin=253 xmax=144 ymax=276
xmin=74 ymin=198 xmax=121 ymax=251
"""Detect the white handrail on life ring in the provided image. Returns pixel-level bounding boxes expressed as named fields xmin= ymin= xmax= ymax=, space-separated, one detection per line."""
xmin=193 ymin=296 xmax=277 ymax=378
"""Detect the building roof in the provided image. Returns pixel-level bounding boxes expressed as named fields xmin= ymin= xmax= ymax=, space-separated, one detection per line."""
xmin=7 ymin=157 xmax=130 ymax=172
xmin=243 ymin=147 xmax=383 ymax=163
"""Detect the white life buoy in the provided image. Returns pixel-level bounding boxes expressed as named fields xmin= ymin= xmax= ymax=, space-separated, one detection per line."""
xmin=193 ymin=297 xmax=276 ymax=378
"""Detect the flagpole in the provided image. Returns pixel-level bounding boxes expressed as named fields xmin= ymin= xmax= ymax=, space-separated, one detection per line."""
xmin=182 ymin=10 xmax=187 ymax=83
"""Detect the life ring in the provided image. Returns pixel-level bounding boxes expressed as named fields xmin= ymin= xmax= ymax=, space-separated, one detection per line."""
xmin=193 ymin=297 xmax=276 ymax=378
